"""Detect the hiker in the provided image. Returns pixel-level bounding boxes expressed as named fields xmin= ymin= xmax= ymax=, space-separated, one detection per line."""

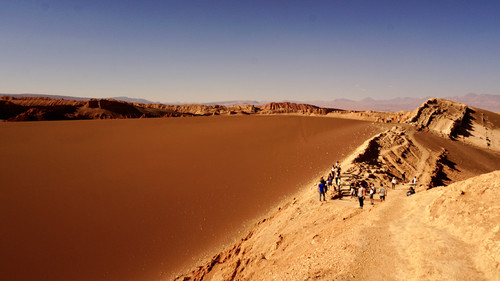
xmin=369 ymin=183 xmax=376 ymax=205
xmin=327 ymin=175 xmax=333 ymax=192
xmin=379 ymin=184 xmax=387 ymax=202
xmin=320 ymin=176 xmax=328 ymax=193
xmin=357 ymin=182 xmax=366 ymax=209
xmin=350 ymin=181 xmax=357 ymax=198
xmin=320 ymin=176 xmax=326 ymax=185
xmin=318 ymin=180 xmax=326 ymax=201
xmin=332 ymin=162 xmax=339 ymax=175
xmin=391 ymin=177 xmax=397 ymax=189
xmin=412 ymin=176 xmax=417 ymax=187
xmin=407 ymin=185 xmax=415 ymax=196
xmin=401 ymin=172 xmax=406 ymax=183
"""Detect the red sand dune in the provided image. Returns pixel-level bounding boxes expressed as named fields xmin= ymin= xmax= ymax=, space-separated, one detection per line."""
xmin=0 ymin=116 xmax=381 ymax=281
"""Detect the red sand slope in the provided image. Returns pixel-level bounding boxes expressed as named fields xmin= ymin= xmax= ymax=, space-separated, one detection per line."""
xmin=0 ymin=116 xmax=381 ymax=281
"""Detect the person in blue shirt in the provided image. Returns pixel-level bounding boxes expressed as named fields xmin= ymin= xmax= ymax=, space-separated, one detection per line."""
xmin=318 ymin=180 xmax=326 ymax=202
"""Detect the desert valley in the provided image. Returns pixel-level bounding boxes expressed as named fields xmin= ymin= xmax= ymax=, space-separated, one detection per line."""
xmin=1 ymin=96 xmax=499 ymax=281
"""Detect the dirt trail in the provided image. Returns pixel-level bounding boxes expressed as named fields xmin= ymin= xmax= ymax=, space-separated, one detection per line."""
xmin=175 ymin=180 xmax=497 ymax=280
xmin=337 ymin=185 xmax=490 ymax=281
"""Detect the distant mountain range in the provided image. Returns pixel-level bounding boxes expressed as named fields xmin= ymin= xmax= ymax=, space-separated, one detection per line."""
xmin=2 ymin=93 xmax=499 ymax=112
xmin=306 ymin=93 xmax=500 ymax=112
xmin=203 ymin=94 xmax=500 ymax=112
xmin=209 ymin=94 xmax=500 ymax=113
xmin=0 ymin=93 xmax=157 ymax=104
xmin=203 ymin=100 xmax=268 ymax=106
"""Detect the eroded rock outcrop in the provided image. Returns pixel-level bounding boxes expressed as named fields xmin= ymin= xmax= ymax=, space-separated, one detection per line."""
xmin=410 ymin=98 xmax=469 ymax=137
xmin=327 ymin=110 xmax=411 ymax=123
xmin=344 ymin=126 xmax=453 ymax=188
xmin=259 ymin=102 xmax=332 ymax=115
xmin=81 ymin=99 xmax=145 ymax=118
xmin=1 ymin=97 xmax=341 ymax=121
xmin=410 ymin=98 xmax=500 ymax=151
xmin=0 ymin=99 xmax=26 ymax=120
xmin=0 ymin=97 xmax=191 ymax=121
xmin=1 ymin=97 xmax=82 ymax=121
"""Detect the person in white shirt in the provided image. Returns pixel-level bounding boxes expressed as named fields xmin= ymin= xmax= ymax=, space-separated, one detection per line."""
xmin=358 ymin=184 xmax=366 ymax=209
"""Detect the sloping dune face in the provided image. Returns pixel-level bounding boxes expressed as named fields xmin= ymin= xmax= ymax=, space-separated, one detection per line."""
xmin=0 ymin=116 xmax=379 ymax=281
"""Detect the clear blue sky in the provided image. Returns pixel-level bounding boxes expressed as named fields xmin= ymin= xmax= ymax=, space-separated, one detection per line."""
xmin=1 ymin=0 xmax=499 ymax=103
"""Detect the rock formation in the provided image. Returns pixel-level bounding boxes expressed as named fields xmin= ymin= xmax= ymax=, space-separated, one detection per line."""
xmin=259 ymin=102 xmax=333 ymax=115
xmin=410 ymin=98 xmax=500 ymax=151
xmin=0 ymin=96 xmax=341 ymax=121
xmin=410 ymin=98 xmax=469 ymax=136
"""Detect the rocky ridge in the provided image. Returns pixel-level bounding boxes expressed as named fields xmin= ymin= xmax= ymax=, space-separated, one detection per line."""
xmin=173 ymin=101 xmax=500 ymax=281
xmin=1 ymin=96 xmax=416 ymax=123
xmin=346 ymin=126 xmax=454 ymax=189
xmin=258 ymin=102 xmax=332 ymax=115
xmin=410 ymin=98 xmax=500 ymax=151
xmin=0 ymin=96 xmax=337 ymax=121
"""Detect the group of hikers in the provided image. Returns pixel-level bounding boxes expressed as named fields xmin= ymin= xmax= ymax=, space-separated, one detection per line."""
xmin=318 ymin=161 xmax=343 ymax=201
xmin=317 ymin=161 xmax=418 ymax=208
xmin=348 ymin=180 xmax=389 ymax=209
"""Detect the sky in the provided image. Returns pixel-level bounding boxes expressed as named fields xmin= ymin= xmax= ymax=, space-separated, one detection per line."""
xmin=1 ymin=0 xmax=499 ymax=103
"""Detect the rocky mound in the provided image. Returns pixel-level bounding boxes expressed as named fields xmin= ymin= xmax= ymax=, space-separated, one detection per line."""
xmin=228 ymin=105 xmax=258 ymax=114
xmin=1 ymin=96 xmax=83 ymax=121
xmin=410 ymin=98 xmax=500 ymax=151
xmin=80 ymin=99 xmax=146 ymax=119
xmin=410 ymin=98 xmax=469 ymax=136
xmin=344 ymin=126 xmax=453 ymax=189
xmin=326 ymin=110 xmax=412 ymax=123
xmin=0 ymin=99 xmax=26 ymax=120
xmin=157 ymin=104 xmax=227 ymax=116
xmin=259 ymin=102 xmax=332 ymax=115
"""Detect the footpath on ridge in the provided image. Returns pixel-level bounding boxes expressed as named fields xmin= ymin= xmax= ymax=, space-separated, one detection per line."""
xmin=175 ymin=125 xmax=500 ymax=281
xmin=339 ymin=185 xmax=489 ymax=281
xmin=175 ymin=177 xmax=498 ymax=280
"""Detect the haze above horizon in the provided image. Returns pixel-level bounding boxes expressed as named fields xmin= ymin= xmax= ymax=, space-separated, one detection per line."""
xmin=1 ymin=0 xmax=499 ymax=103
